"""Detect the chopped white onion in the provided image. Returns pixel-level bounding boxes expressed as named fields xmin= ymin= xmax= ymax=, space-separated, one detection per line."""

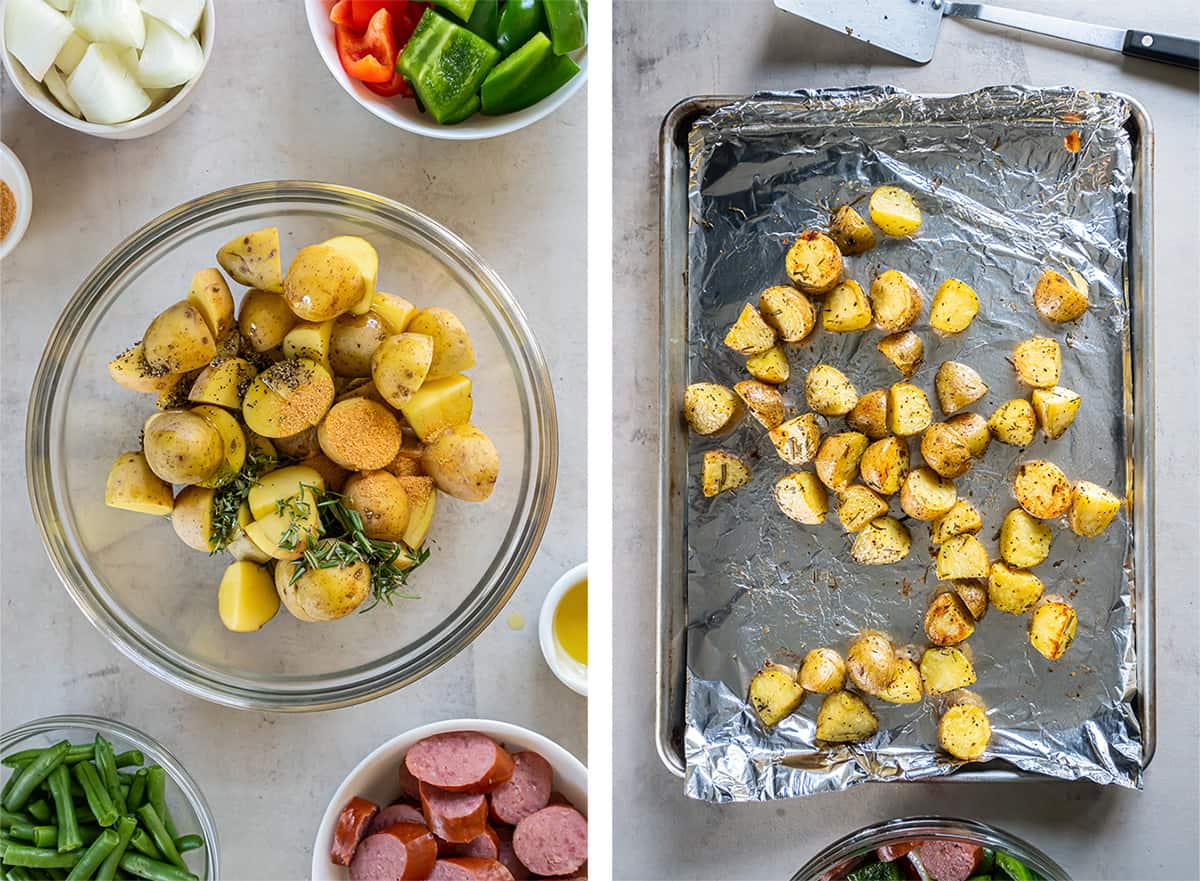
xmin=54 ymin=29 xmax=89 ymax=75
xmin=71 ymin=0 xmax=145 ymax=49
xmin=4 ymin=0 xmax=74 ymax=82
xmin=43 ymin=65 xmax=82 ymax=117
xmin=46 ymin=0 xmax=74 ymax=11
xmin=119 ymin=44 xmax=139 ymax=72
xmin=136 ymin=14 xmax=201 ymax=88
xmin=139 ymin=0 xmax=203 ymax=38
xmin=67 ymin=42 xmax=150 ymax=123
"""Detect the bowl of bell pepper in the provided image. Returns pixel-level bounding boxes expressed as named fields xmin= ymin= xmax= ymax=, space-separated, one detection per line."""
xmin=305 ymin=0 xmax=587 ymax=139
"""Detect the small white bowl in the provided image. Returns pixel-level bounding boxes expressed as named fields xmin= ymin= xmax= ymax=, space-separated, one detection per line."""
xmin=0 ymin=2 xmax=215 ymax=140
xmin=311 ymin=718 xmax=587 ymax=880
xmin=539 ymin=561 xmax=587 ymax=697
xmin=0 ymin=143 xmax=32 ymax=260
xmin=303 ymin=0 xmax=587 ymax=141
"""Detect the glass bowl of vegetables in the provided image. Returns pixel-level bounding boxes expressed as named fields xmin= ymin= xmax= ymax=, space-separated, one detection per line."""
xmin=304 ymin=0 xmax=587 ymax=140
xmin=0 ymin=715 xmax=217 ymax=880
xmin=791 ymin=816 xmax=1069 ymax=881
xmin=26 ymin=180 xmax=558 ymax=711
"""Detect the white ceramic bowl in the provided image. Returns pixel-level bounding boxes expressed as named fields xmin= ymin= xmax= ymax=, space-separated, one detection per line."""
xmin=0 ymin=143 xmax=32 ymax=260
xmin=303 ymin=0 xmax=587 ymax=140
xmin=311 ymin=718 xmax=587 ymax=880
xmin=0 ymin=1 xmax=215 ymax=140
xmin=539 ymin=561 xmax=587 ymax=696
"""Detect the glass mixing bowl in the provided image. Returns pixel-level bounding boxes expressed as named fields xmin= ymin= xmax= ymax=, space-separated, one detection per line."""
xmin=27 ymin=181 xmax=557 ymax=711
xmin=791 ymin=816 xmax=1069 ymax=881
xmin=1 ymin=715 xmax=219 ymax=880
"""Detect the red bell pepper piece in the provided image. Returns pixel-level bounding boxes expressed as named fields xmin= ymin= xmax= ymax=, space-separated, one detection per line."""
xmin=364 ymin=69 xmax=412 ymax=97
xmin=351 ymin=0 xmax=409 ymax=32
xmin=335 ymin=9 xmax=398 ymax=83
xmin=329 ymin=0 xmax=356 ymax=27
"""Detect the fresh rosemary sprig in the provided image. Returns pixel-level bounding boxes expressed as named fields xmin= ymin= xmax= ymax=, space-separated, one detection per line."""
xmin=208 ymin=447 xmax=278 ymax=553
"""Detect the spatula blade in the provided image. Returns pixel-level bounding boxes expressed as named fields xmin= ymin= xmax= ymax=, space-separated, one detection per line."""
xmin=773 ymin=0 xmax=945 ymax=63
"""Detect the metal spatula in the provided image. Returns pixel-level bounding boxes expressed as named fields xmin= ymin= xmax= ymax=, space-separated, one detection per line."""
xmin=773 ymin=0 xmax=1199 ymax=69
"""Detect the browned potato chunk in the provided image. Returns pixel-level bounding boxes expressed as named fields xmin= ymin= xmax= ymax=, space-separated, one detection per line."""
xmin=683 ymin=383 xmax=742 ymax=436
xmin=703 ymin=450 xmax=751 ymax=498
xmin=920 ymin=422 xmax=973 ymax=479
xmin=939 ymin=704 xmax=991 ymax=760
xmin=925 ymin=591 xmax=976 ymax=646
xmin=988 ymin=399 xmax=1037 ymax=446
xmin=758 ymin=286 xmax=816 ymax=342
xmin=876 ymin=331 xmax=924 ymax=377
xmin=238 ymin=288 xmax=296 ymax=353
xmin=815 ymin=691 xmax=878 ymax=743
xmin=343 ymin=470 xmax=411 ymax=541
xmin=936 ymin=534 xmax=988 ymax=580
xmin=929 ymin=278 xmax=980 ymax=333
xmin=988 ymin=561 xmax=1044 ymax=614
xmin=421 ymin=423 xmax=500 ymax=503
xmin=187 ymin=268 xmax=235 ymax=340
xmin=935 ymin=361 xmax=988 ymax=416
xmin=837 ymin=485 xmax=889 ymax=532
xmin=846 ymin=630 xmax=897 ymax=696
xmin=1013 ymin=337 xmax=1061 ymax=388
xmin=822 ymin=280 xmax=873 ymax=332
xmin=955 ymin=580 xmax=988 ymax=621
xmin=108 ymin=342 xmax=175 ymax=393
xmin=785 ymin=230 xmax=844 ymax=294
xmin=828 ymin=204 xmax=876 ymax=255
xmin=724 ymin=303 xmax=777 ymax=355
xmin=869 ymin=185 xmax=922 ymax=237
xmin=1031 ymin=386 xmax=1081 ymax=439
xmin=768 ymin=413 xmax=821 ymax=465
xmin=1030 ymin=596 xmax=1078 ymax=660
xmin=851 ymin=516 xmax=911 ymax=564
xmin=1068 ymin=480 xmax=1121 ymax=537
xmin=805 ymin=365 xmax=858 ymax=416
xmin=734 ymin=380 xmax=785 ymax=430
xmin=946 ymin=412 xmax=991 ymax=458
xmin=900 ymin=466 xmax=957 ymax=520
xmin=748 ymin=662 xmax=805 ymax=727
xmin=143 ymin=301 xmax=217 ymax=374
xmin=798 ymin=648 xmax=846 ymax=693
xmin=217 ymin=227 xmax=284 ymax=294
xmin=930 ymin=499 xmax=983 ymax=545
xmin=887 ymin=382 xmax=932 ymax=436
xmin=773 ymin=471 xmax=828 ymax=524
xmin=859 ymin=437 xmax=909 ymax=496
xmin=878 ymin=658 xmax=924 ymax=704
xmin=1013 ymin=460 xmax=1073 ymax=518
xmin=1033 ymin=269 xmax=1088 ymax=322
xmin=847 ymin=388 xmax=888 ymax=439
xmin=746 ymin=346 xmax=790 ymax=384
xmin=1000 ymin=508 xmax=1053 ymax=568
xmin=329 ymin=311 xmax=389 ymax=377
xmin=870 ymin=270 xmax=923 ymax=332
xmin=814 ymin=431 xmax=869 ymax=493
xmin=920 ymin=646 xmax=977 ymax=695
xmin=105 ymin=451 xmax=174 ymax=515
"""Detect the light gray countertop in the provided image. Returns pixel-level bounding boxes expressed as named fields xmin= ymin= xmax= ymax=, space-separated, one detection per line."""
xmin=0 ymin=3 xmax=587 ymax=879
xmin=613 ymin=2 xmax=1198 ymax=879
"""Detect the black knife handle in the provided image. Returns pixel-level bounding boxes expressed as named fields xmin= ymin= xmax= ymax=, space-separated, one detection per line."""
xmin=1122 ymin=30 xmax=1200 ymax=70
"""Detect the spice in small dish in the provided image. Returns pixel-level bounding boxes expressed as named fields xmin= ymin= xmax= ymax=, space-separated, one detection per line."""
xmin=0 ymin=180 xmax=16 ymax=241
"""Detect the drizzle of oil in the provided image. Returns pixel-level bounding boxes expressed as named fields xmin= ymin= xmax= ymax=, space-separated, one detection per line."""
xmin=506 ymin=612 xmax=524 ymax=630
xmin=553 ymin=578 xmax=588 ymax=665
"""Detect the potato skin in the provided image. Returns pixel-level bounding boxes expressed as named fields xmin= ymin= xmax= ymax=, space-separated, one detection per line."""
xmin=188 ymin=357 xmax=257 ymax=410
xmin=1069 ymin=480 xmax=1121 ymax=537
xmin=828 ymin=204 xmax=876 ymax=255
xmin=939 ymin=704 xmax=991 ymax=760
xmin=935 ymin=361 xmax=988 ymax=416
xmin=900 ymin=466 xmax=957 ymax=520
xmin=930 ymin=499 xmax=983 ymax=545
xmin=143 ymin=301 xmax=217 ymax=374
xmin=846 ymin=630 xmax=897 ymax=696
xmin=343 ymin=470 xmax=411 ymax=542
xmin=1000 ymin=508 xmax=1053 ymax=568
xmin=734 ymin=380 xmax=785 ymax=430
xmin=869 ymin=186 xmax=922 ymax=237
xmin=748 ymin=662 xmax=805 ymax=728
xmin=822 ymin=280 xmax=873 ymax=332
xmin=143 ymin=410 xmax=225 ymax=486
xmin=814 ymin=431 xmax=869 ymax=493
xmin=798 ymin=648 xmax=846 ymax=693
xmin=275 ymin=550 xmax=371 ymax=622
xmin=1029 ymin=597 xmax=1078 ymax=660
xmin=407 ymin=307 xmax=477 ymax=380
xmin=768 ymin=414 xmax=821 ymax=465
xmin=372 ymin=332 xmax=435 ymax=409
xmin=1013 ymin=337 xmax=1061 ymax=388
xmin=773 ymin=471 xmax=827 ymax=524
xmin=946 ymin=412 xmax=991 ymax=458
xmin=988 ymin=399 xmax=1037 ymax=446
xmin=936 ymin=534 xmax=989 ymax=580
xmin=724 ymin=304 xmax=777 ymax=355
xmin=851 ymin=516 xmax=911 ymax=564
xmin=955 ymin=580 xmax=989 ymax=621
xmin=329 ymin=311 xmax=389 ymax=377
xmin=988 ymin=562 xmax=1044 ymax=614
xmin=785 ymin=230 xmax=844 ymax=294
xmin=805 ymin=365 xmax=858 ymax=417
xmin=283 ymin=244 xmax=366 ymax=322
xmin=878 ymin=658 xmax=924 ymax=704
xmin=929 ymin=278 xmax=980 ymax=334
xmin=683 ymin=383 xmax=742 ymax=436
xmin=859 ymin=437 xmax=909 ymax=496
xmin=869 ymin=270 xmax=923 ymax=332
xmin=847 ymin=388 xmax=889 ymax=440
xmin=421 ymin=423 xmax=500 ymax=502
xmin=238 ymin=289 xmax=297 ymax=353
xmin=758 ymin=286 xmax=816 ymax=342
xmin=217 ymin=227 xmax=284 ymax=294
xmin=1013 ymin=460 xmax=1073 ymax=519
xmin=876 ymin=331 xmax=924 ymax=378
xmin=109 ymin=343 xmax=175 ymax=394
xmin=815 ymin=691 xmax=878 ymax=743
xmin=105 ymin=451 xmax=174 ymax=515
xmin=924 ymin=591 xmax=976 ymax=646
xmin=1033 ymin=269 xmax=1088 ymax=322
xmin=920 ymin=423 xmax=973 ymax=479
xmin=171 ymin=486 xmax=217 ymax=551
xmin=703 ymin=450 xmax=751 ymax=498
xmin=187 ymin=267 xmax=235 ymax=339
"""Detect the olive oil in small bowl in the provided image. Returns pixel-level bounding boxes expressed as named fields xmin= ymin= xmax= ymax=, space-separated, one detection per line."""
xmin=539 ymin=562 xmax=587 ymax=696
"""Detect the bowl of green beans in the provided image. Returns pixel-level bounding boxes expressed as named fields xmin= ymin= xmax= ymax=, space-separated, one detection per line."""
xmin=0 ymin=716 xmax=216 ymax=881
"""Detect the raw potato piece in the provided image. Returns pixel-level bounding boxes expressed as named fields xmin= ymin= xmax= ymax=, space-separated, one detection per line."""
xmin=851 ymin=516 xmax=911 ymax=564
xmin=878 ymin=658 xmax=924 ymax=704
xmin=936 ymin=534 xmax=989 ymax=580
xmin=828 ymin=204 xmax=876 ymax=255
xmin=816 ymin=691 xmax=878 ymax=743
xmin=876 ymin=331 xmax=924 ymax=377
xmin=837 ymin=485 xmax=889 ymax=533
xmin=748 ymin=662 xmax=805 ymax=727
xmin=282 ymin=320 xmax=334 ymax=368
xmin=284 ymin=244 xmax=366 ymax=321
xmin=343 ymin=471 xmax=411 ymax=541
xmin=105 ymin=451 xmax=173 ymax=515
xmin=320 ymin=235 xmax=379 ymax=316
xmin=1000 ymin=508 xmax=1053 ymax=568
xmin=408 ymin=308 xmax=477 ymax=380
xmin=142 ymin=410 xmax=224 ymax=486
xmin=192 ymin=404 xmax=248 ymax=488
xmin=869 ymin=185 xmax=922 ymax=237
xmin=887 ymin=383 xmax=932 ymax=436
xmin=929 ymin=279 xmax=980 ymax=333
xmin=746 ymin=346 xmax=790 ymax=384
xmin=421 ymin=424 xmax=501 ymax=503
xmin=822 ymin=280 xmax=873 ymax=332
xmin=935 ymin=362 xmax=988 ymax=416
xmin=108 ymin=343 xmax=173 ymax=393
xmin=1033 ymin=269 xmax=1089 ymax=322
xmin=955 ymin=581 xmax=989 ymax=621
xmin=702 ymin=450 xmax=751 ymax=498
xmin=400 ymin=374 xmax=474 ymax=442
xmin=846 ymin=631 xmax=897 ymax=696
xmin=930 ymin=500 xmax=983 ymax=545
xmin=814 ymin=432 xmax=869 ymax=493
xmin=847 ymin=389 xmax=889 ymax=440
xmin=1069 ymin=480 xmax=1121 ymax=537
xmin=1031 ymin=387 xmax=1081 ymax=439
xmin=238 ymin=289 xmax=297 ymax=353
xmin=318 ymin=398 xmax=402 ymax=471
xmin=947 ymin=413 xmax=991 ymax=458
xmin=870 ymin=270 xmax=923 ymax=332
xmin=925 ymin=591 xmax=976 ymax=646
xmin=988 ymin=399 xmax=1037 ymax=447
xmin=900 ymin=467 xmax=957 ymax=521
xmin=242 ymin=358 xmax=335 ymax=439
xmin=920 ymin=647 xmax=977 ymax=695
xmin=188 ymin=358 xmax=257 ymax=409
xmin=1030 ymin=597 xmax=1078 ymax=660
xmin=218 ymin=561 xmax=280 ymax=632
xmin=939 ymin=704 xmax=991 ymax=760
xmin=734 ymin=380 xmax=785 ymax=430
xmin=275 ymin=549 xmax=371 ymax=621
xmin=398 ymin=476 xmax=437 ymax=548
xmin=143 ymin=301 xmax=217 ymax=373
xmin=988 ymin=562 xmax=1044 ymax=614
xmin=785 ymin=231 xmax=844 ymax=294
xmin=372 ymin=333 xmax=435 ymax=409
xmin=773 ymin=472 xmax=828 ymax=524
xmin=683 ymin=383 xmax=742 ymax=436
xmin=1013 ymin=337 xmax=1061 ymax=388
xmin=921 ymin=423 xmax=973 ymax=479
xmin=217 ymin=227 xmax=284 ymax=294
xmin=1013 ymin=460 xmax=1073 ymax=519
xmin=758 ymin=286 xmax=816 ymax=342
xmin=799 ymin=648 xmax=846 ymax=693
xmin=370 ymin=292 xmax=418 ymax=333
xmin=859 ymin=437 xmax=909 ymax=496
xmin=247 ymin=465 xmax=325 ymax=519
xmin=329 ymin=312 xmax=389 ymax=377
xmin=769 ymin=414 xmax=821 ymax=466
xmin=805 ymin=365 xmax=858 ymax=416
xmin=187 ymin=268 xmax=235 ymax=339
xmin=724 ymin=304 xmax=776 ymax=355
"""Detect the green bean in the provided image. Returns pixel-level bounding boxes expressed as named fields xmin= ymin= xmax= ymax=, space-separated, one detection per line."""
xmin=6 ymin=826 xmax=56 ymax=850
xmin=71 ymin=764 xmax=116 ymax=829
xmin=0 ymin=843 xmax=81 ymax=869
xmin=96 ymin=817 xmax=136 ymax=881
xmin=0 ymin=834 xmax=9 ymax=858
xmin=0 ymin=814 xmax=24 ymax=831
xmin=117 ymin=853 xmax=196 ymax=881
xmin=1 ymin=748 xmax=92 ymax=771
xmin=93 ymin=740 xmax=125 ymax=818
xmin=142 ymin=771 xmax=177 ymax=841
xmin=170 ymin=836 xmax=201 ymax=855
xmin=64 ymin=828 xmax=117 ymax=881
xmin=42 ymin=871 xmax=67 ymax=881
xmin=125 ymin=773 xmax=147 ymax=814
xmin=126 ymin=831 xmax=159 ymax=861
xmin=75 ymin=828 xmax=102 ymax=848
xmin=22 ymin=806 xmax=48 ymax=828
xmin=132 ymin=808 xmax=183 ymax=872
xmin=4 ymin=867 xmax=35 ymax=881
xmin=44 ymin=768 xmax=79 ymax=856
xmin=2 ymin=744 xmax=70 ymax=813
xmin=112 ymin=753 xmax=143 ymax=771
xmin=69 ymin=804 xmax=93 ymax=827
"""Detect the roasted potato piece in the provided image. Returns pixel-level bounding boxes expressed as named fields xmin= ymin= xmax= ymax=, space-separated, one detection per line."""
xmin=939 ymin=704 xmax=991 ymax=761
xmin=734 ymin=380 xmax=785 ymax=430
xmin=925 ymin=591 xmax=976 ymax=646
xmin=1013 ymin=460 xmax=1073 ymax=519
xmin=1069 ymin=480 xmax=1121 ymax=537
xmin=847 ymin=388 xmax=889 ymax=439
xmin=408 ymin=307 xmax=476 ymax=380
xmin=869 ymin=185 xmax=922 ymax=237
xmin=328 ymin=311 xmax=389 ymax=377
xmin=746 ymin=346 xmax=790 ymax=384
xmin=859 ymin=437 xmax=909 ymax=496
xmin=318 ymin=398 xmax=402 ymax=471
xmin=900 ymin=467 xmax=957 ymax=521
xmin=187 ymin=268 xmax=235 ymax=340
xmin=785 ymin=230 xmax=844 ymax=294
xmin=887 ymin=382 xmax=932 ymax=436
xmin=105 ymin=451 xmax=174 ymax=515
xmin=724 ymin=303 xmax=777 ymax=355
xmin=851 ymin=516 xmax=911 ymax=564
xmin=815 ymin=691 xmax=878 ymax=743
xmin=683 ymin=383 xmax=742 ymax=436
xmin=143 ymin=410 xmax=224 ymax=486
xmin=238 ymin=289 xmax=296 ymax=353
xmin=1030 ymin=596 xmax=1078 ymax=660
xmin=242 ymin=358 xmax=335 ymax=439
xmin=400 ymin=374 xmax=474 ymax=442
xmin=773 ymin=471 xmax=827 ymax=524
xmin=946 ymin=412 xmax=991 ymax=458
xmin=1000 ymin=508 xmax=1053 ymax=568
xmin=372 ymin=332 xmax=435 ymax=410
xmin=805 ymin=365 xmax=858 ymax=417
xmin=930 ymin=499 xmax=983 ymax=545
xmin=758 ymin=286 xmax=816 ymax=342
xmin=320 ymin=235 xmax=379 ymax=316
xmin=398 ymin=475 xmax=437 ymax=548
xmin=275 ymin=549 xmax=371 ymax=621
xmin=936 ymin=534 xmax=988 ymax=580
xmin=955 ymin=580 xmax=988 ymax=621
xmin=108 ymin=342 xmax=175 ymax=393
xmin=171 ymin=485 xmax=218 ymax=552
xmin=821 ymin=280 xmax=873 ymax=332
xmin=768 ymin=413 xmax=821 ymax=465
xmin=247 ymin=465 xmax=326 ymax=519
xmin=837 ymin=485 xmax=889 ymax=532
xmin=218 ymin=561 xmax=280 ymax=632
xmin=846 ymin=630 xmax=897 ymax=696
xmin=1033 ymin=269 xmax=1088 ymax=322
xmin=815 ymin=431 xmax=869 ymax=493
xmin=1013 ymin=337 xmax=1061 ymax=388
xmin=876 ymin=331 xmax=924 ymax=377
xmin=748 ymin=662 xmax=805 ymax=728
xmin=798 ymin=648 xmax=846 ymax=693
xmin=878 ymin=658 xmax=923 ymax=704
xmin=928 ymin=278 xmax=980 ymax=334
xmin=935 ymin=361 xmax=988 ymax=416
xmin=827 ymin=204 xmax=876 ymax=255
xmin=283 ymin=244 xmax=366 ymax=322
xmin=343 ymin=470 xmax=411 ymax=541
xmin=988 ymin=399 xmax=1037 ymax=446
xmin=421 ymin=423 xmax=500 ymax=503
xmin=1031 ymin=386 xmax=1081 ymax=439
xmin=988 ymin=562 xmax=1044 ymax=614
xmin=920 ymin=646 xmax=977 ymax=696
xmin=703 ymin=450 xmax=752 ymax=498
xmin=188 ymin=357 xmax=257 ymax=410
xmin=143 ymin=301 xmax=217 ymax=374
xmin=920 ymin=422 xmax=973 ymax=479
xmin=217 ymin=227 xmax=283 ymax=294
xmin=870 ymin=270 xmax=923 ymax=332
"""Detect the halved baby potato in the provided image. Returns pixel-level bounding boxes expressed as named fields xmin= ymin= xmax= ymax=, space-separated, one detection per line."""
xmin=371 ymin=291 xmax=418 ymax=334
xmin=372 ymin=332 xmax=435 ymax=410
xmin=821 ymin=280 xmax=872 ymax=332
xmin=846 ymin=630 xmax=897 ymax=696
xmin=1013 ymin=460 xmax=1073 ymax=519
xmin=859 ymin=436 xmax=909 ymax=496
xmin=171 ymin=485 xmax=218 ymax=552
xmin=869 ymin=185 xmax=922 ymax=237
xmin=1000 ymin=508 xmax=1053 ymax=568
xmin=815 ymin=431 xmax=869 ymax=493
xmin=925 ymin=591 xmax=976 ymax=646
xmin=774 ymin=471 xmax=828 ymax=524
xmin=900 ymin=466 xmax=957 ymax=521
xmin=847 ymin=388 xmax=889 ymax=440
xmin=217 ymin=227 xmax=284 ymax=294
xmin=920 ymin=422 xmax=973 ymax=479
xmin=1031 ymin=386 xmax=1081 ymax=439
xmin=1033 ymin=268 xmax=1088 ymax=322
xmin=748 ymin=662 xmax=805 ymax=728
xmin=805 ymin=364 xmax=858 ymax=416
xmin=400 ymin=374 xmax=473 ymax=442
xmin=920 ymin=646 xmax=977 ymax=696
xmin=785 ymin=230 xmax=844 ymax=294
xmin=187 ymin=268 xmax=235 ymax=340
xmin=769 ymin=413 xmax=821 ymax=466
xmin=242 ymin=358 xmax=335 ymax=439
xmin=1013 ymin=337 xmax=1061 ymax=388
xmin=248 ymin=464 xmax=326 ymax=520
xmin=238 ymin=288 xmax=296 ymax=353
xmin=815 ymin=691 xmax=878 ymax=743
xmin=283 ymin=244 xmax=366 ymax=322
xmin=105 ymin=451 xmax=174 ymax=515
xmin=143 ymin=301 xmax=217 ymax=374
xmin=929 ymin=278 xmax=980 ymax=333
xmin=192 ymin=404 xmax=247 ymax=489
xmin=189 ymin=357 xmax=257 ymax=410
xmin=1029 ymin=596 xmax=1078 ymax=660
xmin=876 ymin=331 xmax=923 ymax=377
xmin=318 ymin=398 xmax=402 ymax=471
xmin=142 ymin=409 xmax=225 ymax=486
xmin=724 ymin=303 xmax=776 ymax=355
xmin=758 ymin=285 xmax=816 ymax=342
xmin=870 ymin=270 xmax=923 ymax=332
xmin=827 ymin=204 xmax=876 ymax=255
xmin=955 ymin=580 xmax=989 ymax=621
xmin=702 ymin=450 xmax=751 ymax=498
xmin=798 ymin=648 xmax=846 ymax=693
xmin=935 ymin=361 xmax=988 ymax=416
xmin=837 ymin=485 xmax=889 ymax=533
xmin=343 ymin=469 xmax=411 ymax=541
xmin=108 ymin=342 xmax=175 ymax=394
xmin=939 ymin=703 xmax=991 ymax=761
xmin=851 ymin=516 xmax=911 ymax=564
xmin=887 ymin=382 xmax=932 ymax=436
xmin=320 ymin=235 xmax=379 ymax=316
xmin=420 ymin=423 xmax=500 ymax=503
xmin=878 ymin=658 xmax=924 ymax=705
xmin=988 ymin=399 xmax=1037 ymax=446
xmin=398 ymin=475 xmax=438 ymax=548
xmin=930 ymin=499 xmax=983 ymax=545
xmin=218 ymin=561 xmax=280 ymax=633
xmin=988 ymin=561 xmax=1044 ymax=614
xmin=946 ymin=412 xmax=991 ymax=458
xmin=734 ymin=380 xmax=785 ymax=430
xmin=746 ymin=346 xmax=790 ymax=384
xmin=407 ymin=307 xmax=476 ymax=380
xmin=1068 ymin=480 xmax=1121 ymax=537
xmin=282 ymin=320 xmax=334 ymax=369
xmin=329 ymin=312 xmax=390 ymax=377
xmin=936 ymin=534 xmax=989 ymax=580
xmin=684 ymin=383 xmax=742 ymax=436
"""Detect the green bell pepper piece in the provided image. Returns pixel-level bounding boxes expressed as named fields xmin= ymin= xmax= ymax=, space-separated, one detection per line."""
xmin=847 ymin=861 xmax=902 ymax=881
xmin=543 ymin=0 xmax=586 ymax=54
xmin=481 ymin=32 xmax=553 ymax=111
xmin=428 ymin=0 xmax=477 ymax=22
xmin=466 ymin=0 xmax=499 ymax=42
xmin=398 ymin=9 xmax=500 ymax=124
xmin=978 ymin=849 xmax=997 ymax=875
xmin=495 ymin=0 xmax=546 ymax=56
xmin=482 ymin=47 xmax=578 ymax=115
xmin=441 ymin=94 xmax=481 ymax=125
xmin=996 ymin=852 xmax=1035 ymax=881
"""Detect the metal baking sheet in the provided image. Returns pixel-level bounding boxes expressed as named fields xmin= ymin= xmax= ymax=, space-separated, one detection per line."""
xmin=655 ymin=87 xmax=1155 ymax=799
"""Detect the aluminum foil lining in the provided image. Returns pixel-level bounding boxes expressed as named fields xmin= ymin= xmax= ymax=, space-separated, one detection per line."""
xmin=683 ymin=87 xmax=1140 ymax=802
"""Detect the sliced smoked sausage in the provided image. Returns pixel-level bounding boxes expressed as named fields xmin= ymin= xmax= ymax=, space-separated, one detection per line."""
xmin=489 ymin=752 xmax=553 ymax=826
xmin=398 ymin=759 xmax=422 ymax=801
xmin=348 ymin=823 xmax=437 ymax=881
xmin=427 ymin=857 xmax=516 ymax=881
xmin=421 ymin=781 xmax=489 ymax=843
xmin=511 ymin=805 xmax=587 ymax=877
xmin=918 ymin=840 xmax=984 ymax=881
xmin=405 ymin=732 xmax=514 ymax=793
xmin=495 ymin=827 xmax=530 ymax=881
xmin=368 ymin=803 xmax=425 ymax=836
xmin=441 ymin=825 xmax=500 ymax=859
xmin=331 ymin=796 xmax=379 ymax=866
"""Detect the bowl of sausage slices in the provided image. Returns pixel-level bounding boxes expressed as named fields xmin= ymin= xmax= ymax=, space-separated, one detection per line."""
xmin=314 ymin=719 xmax=588 ymax=881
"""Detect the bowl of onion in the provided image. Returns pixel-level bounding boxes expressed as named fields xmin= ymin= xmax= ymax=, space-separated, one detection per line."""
xmin=1 ymin=0 xmax=214 ymax=140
